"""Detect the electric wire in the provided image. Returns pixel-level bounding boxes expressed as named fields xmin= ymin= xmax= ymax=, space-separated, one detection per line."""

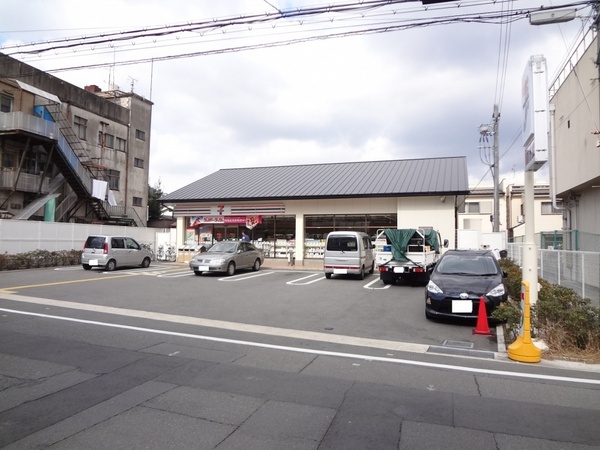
xmin=3 ymin=3 xmax=591 ymax=77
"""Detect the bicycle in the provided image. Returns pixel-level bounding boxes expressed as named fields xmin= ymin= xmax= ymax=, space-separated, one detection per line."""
xmin=165 ymin=245 xmax=176 ymax=262
xmin=156 ymin=245 xmax=165 ymax=260
xmin=140 ymin=243 xmax=155 ymax=261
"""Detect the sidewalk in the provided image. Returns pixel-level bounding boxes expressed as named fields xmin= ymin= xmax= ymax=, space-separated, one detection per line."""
xmin=262 ymin=257 xmax=323 ymax=271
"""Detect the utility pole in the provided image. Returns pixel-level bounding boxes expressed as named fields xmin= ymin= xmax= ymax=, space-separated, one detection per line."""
xmin=479 ymin=104 xmax=500 ymax=232
xmin=492 ymin=103 xmax=500 ymax=232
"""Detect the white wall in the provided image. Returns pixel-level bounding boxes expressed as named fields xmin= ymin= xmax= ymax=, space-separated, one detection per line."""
xmin=286 ymin=197 xmax=397 ymax=214
xmin=397 ymin=196 xmax=456 ymax=248
xmin=0 ymin=220 xmax=165 ymax=254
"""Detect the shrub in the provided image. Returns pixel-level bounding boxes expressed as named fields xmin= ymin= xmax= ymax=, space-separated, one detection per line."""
xmin=0 ymin=250 xmax=82 ymax=271
xmin=493 ymin=258 xmax=600 ymax=362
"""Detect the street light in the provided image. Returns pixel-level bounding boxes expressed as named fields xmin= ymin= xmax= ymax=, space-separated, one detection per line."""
xmin=521 ymin=8 xmax=576 ymax=309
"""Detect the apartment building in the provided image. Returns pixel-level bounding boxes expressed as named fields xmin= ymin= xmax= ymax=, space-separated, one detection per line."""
xmin=550 ymin=30 xmax=600 ymax=243
xmin=0 ymin=53 xmax=152 ymax=226
xmin=458 ymin=183 xmax=563 ymax=242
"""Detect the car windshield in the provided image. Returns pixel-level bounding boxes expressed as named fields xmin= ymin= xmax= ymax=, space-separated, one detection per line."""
xmin=437 ymin=255 xmax=499 ymax=275
xmin=207 ymin=242 xmax=238 ymax=254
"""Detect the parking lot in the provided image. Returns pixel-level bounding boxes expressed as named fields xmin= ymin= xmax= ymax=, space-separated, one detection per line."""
xmin=3 ymin=262 xmax=600 ymax=450
xmin=0 ymin=262 xmax=502 ymax=357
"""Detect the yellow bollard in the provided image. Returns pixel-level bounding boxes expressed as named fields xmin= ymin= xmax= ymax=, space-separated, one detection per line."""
xmin=508 ymin=281 xmax=541 ymax=363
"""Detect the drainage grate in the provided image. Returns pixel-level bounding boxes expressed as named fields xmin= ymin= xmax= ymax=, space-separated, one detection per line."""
xmin=427 ymin=346 xmax=496 ymax=359
xmin=442 ymin=340 xmax=474 ymax=349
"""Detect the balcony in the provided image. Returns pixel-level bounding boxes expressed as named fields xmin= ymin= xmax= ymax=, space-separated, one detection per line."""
xmin=0 ymin=169 xmax=49 ymax=193
xmin=0 ymin=111 xmax=57 ymax=138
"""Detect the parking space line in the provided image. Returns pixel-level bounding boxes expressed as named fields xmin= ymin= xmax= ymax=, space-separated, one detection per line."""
xmin=218 ymin=271 xmax=276 ymax=281
xmin=364 ymin=277 xmax=390 ymax=290
xmin=156 ymin=271 xmax=195 ymax=278
xmin=287 ymin=273 xmax=324 ymax=285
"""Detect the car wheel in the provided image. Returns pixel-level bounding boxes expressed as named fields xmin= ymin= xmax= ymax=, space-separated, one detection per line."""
xmin=325 ymin=273 xmax=332 ymax=279
xmin=194 ymin=270 xmax=202 ymax=276
xmin=226 ymin=262 xmax=236 ymax=276
xmin=82 ymin=264 xmax=91 ymax=270
xmin=252 ymin=259 xmax=261 ymax=271
xmin=141 ymin=257 xmax=151 ymax=268
xmin=369 ymin=261 xmax=375 ymax=274
xmin=105 ymin=260 xmax=116 ymax=271
xmin=358 ymin=266 xmax=365 ymax=280
xmin=382 ymin=279 xmax=391 ymax=285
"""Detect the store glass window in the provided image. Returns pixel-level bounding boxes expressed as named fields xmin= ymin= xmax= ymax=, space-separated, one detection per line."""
xmin=305 ymin=214 xmax=396 ymax=239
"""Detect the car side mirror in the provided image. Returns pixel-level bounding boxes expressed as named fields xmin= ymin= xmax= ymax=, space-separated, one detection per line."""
xmin=502 ymin=270 xmax=507 ymax=278
xmin=443 ymin=239 xmax=449 ymax=248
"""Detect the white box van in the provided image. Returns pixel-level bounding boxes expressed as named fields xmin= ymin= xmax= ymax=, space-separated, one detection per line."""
xmin=323 ymin=231 xmax=375 ymax=280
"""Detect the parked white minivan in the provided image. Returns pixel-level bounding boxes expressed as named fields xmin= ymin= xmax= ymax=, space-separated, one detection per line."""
xmin=81 ymin=235 xmax=152 ymax=271
xmin=323 ymin=231 xmax=375 ymax=280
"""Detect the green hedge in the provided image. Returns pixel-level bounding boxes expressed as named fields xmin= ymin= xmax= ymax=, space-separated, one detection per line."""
xmin=0 ymin=250 xmax=82 ymax=271
xmin=492 ymin=258 xmax=600 ymax=362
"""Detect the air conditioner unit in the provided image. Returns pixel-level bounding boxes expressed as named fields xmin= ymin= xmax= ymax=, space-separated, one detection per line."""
xmin=517 ymin=215 xmax=524 ymax=224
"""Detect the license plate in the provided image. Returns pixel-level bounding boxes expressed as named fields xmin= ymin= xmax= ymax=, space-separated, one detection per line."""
xmin=197 ymin=266 xmax=209 ymax=271
xmin=452 ymin=300 xmax=473 ymax=313
xmin=89 ymin=259 xmax=99 ymax=266
xmin=333 ymin=268 xmax=348 ymax=274
xmin=393 ymin=267 xmax=405 ymax=273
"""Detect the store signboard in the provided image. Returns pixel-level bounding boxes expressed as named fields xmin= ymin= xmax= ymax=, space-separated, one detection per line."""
xmin=522 ymin=55 xmax=549 ymax=172
xmin=189 ymin=215 xmax=263 ymax=229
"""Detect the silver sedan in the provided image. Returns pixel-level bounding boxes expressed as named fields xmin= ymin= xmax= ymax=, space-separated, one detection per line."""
xmin=189 ymin=241 xmax=264 ymax=276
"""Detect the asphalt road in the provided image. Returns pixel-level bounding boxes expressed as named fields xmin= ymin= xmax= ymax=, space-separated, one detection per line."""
xmin=0 ymin=262 xmax=599 ymax=449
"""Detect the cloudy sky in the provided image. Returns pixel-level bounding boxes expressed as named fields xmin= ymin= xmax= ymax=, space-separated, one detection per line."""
xmin=1 ymin=0 xmax=593 ymax=194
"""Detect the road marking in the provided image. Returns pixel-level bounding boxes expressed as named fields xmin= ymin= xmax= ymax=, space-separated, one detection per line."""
xmin=158 ymin=271 xmax=195 ymax=278
xmin=218 ymin=271 xmax=275 ymax=281
xmin=1 ymin=302 xmax=599 ymax=386
xmin=0 ymin=292 xmax=428 ymax=353
xmin=286 ymin=273 xmax=324 ymax=285
xmin=364 ymin=278 xmax=390 ymax=289
xmin=0 ymin=273 xmax=137 ymax=291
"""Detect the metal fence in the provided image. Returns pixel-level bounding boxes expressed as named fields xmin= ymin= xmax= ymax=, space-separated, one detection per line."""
xmin=510 ymin=230 xmax=600 ymax=252
xmin=506 ymin=243 xmax=600 ymax=307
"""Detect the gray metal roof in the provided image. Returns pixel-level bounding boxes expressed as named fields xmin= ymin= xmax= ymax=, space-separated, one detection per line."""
xmin=160 ymin=157 xmax=469 ymax=203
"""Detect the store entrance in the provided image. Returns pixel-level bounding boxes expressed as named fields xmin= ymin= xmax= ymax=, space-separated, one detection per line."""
xmin=214 ymin=226 xmax=239 ymax=241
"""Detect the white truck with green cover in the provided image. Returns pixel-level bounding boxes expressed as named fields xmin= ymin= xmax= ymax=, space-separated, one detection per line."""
xmin=377 ymin=228 xmax=448 ymax=285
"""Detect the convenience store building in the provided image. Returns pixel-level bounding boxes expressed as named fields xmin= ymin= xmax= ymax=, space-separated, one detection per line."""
xmin=159 ymin=157 xmax=470 ymax=265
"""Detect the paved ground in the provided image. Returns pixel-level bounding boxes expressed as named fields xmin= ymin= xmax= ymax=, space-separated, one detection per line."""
xmin=262 ymin=258 xmax=323 ymax=271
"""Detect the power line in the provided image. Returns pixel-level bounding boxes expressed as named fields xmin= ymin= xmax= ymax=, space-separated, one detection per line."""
xmin=3 ymin=0 xmax=588 ymax=61
xmin=4 ymin=2 xmax=590 ymax=76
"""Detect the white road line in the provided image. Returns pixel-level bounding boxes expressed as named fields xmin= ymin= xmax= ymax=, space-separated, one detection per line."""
xmin=0 ymin=305 xmax=599 ymax=386
xmin=364 ymin=277 xmax=390 ymax=289
xmin=287 ymin=273 xmax=325 ymax=285
xmin=218 ymin=271 xmax=276 ymax=281
xmin=157 ymin=271 xmax=195 ymax=278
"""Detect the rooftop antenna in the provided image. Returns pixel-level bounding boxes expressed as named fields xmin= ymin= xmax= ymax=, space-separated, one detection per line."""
xmin=128 ymin=76 xmax=138 ymax=93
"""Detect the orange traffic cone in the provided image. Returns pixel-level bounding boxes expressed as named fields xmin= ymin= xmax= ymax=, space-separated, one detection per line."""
xmin=473 ymin=296 xmax=492 ymax=335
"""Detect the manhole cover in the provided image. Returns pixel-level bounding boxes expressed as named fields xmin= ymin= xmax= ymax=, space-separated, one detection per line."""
xmin=442 ymin=340 xmax=474 ymax=349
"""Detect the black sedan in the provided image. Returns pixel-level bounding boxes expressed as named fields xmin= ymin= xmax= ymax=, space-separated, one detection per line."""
xmin=425 ymin=249 xmax=507 ymax=320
